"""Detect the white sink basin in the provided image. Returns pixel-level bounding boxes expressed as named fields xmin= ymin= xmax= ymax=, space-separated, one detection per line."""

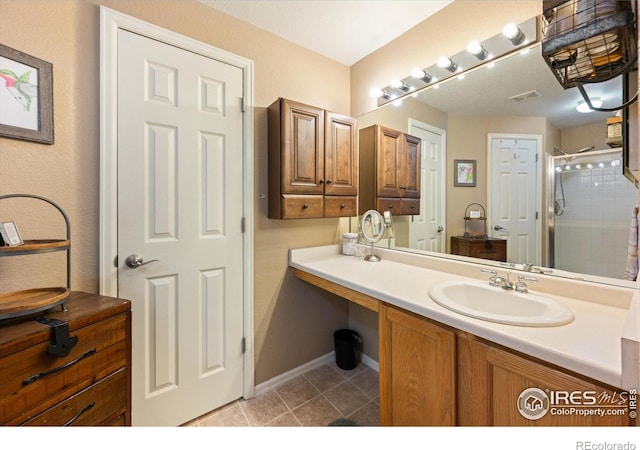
xmin=428 ymin=280 xmax=574 ymax=327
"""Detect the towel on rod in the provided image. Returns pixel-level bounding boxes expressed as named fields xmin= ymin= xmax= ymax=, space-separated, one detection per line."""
xmin=624 ymin=205 xmax=639 ymax=281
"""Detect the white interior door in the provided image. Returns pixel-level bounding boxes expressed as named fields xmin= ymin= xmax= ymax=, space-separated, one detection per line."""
xmin=408 ymin=119 xmax=446 ymax=252
xmin=117 ymin=29 xmax=245 ymax=426
xmin=488 ymin=135 xmax=540 ymax=265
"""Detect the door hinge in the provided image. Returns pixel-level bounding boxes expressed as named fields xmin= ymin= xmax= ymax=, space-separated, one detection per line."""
xmin=113 ymin=255 xmax=118 ymax=268
xmin=241 ymin=97 xmax=245 ymax=112
xmin=241 ymin=217 xmax=246 ymax=233
xmin=535 ymin=153 xmax=539 ymax=162
xmin=536 ymin=211 xmax=539 ymax=220
xmin=241 ymin=337 xmax=246 ymax=354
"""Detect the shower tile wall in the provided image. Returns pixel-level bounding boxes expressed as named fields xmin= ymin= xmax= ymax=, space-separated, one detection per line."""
xmin=555 ymin=159 xmax=637 ymax=279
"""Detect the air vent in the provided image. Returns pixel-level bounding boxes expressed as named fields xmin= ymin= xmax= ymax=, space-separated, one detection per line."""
xmin=509 ymin=89 xmax=544 ymax=104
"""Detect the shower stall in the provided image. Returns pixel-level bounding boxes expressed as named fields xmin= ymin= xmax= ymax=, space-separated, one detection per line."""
xmin=548 ymin=148 xmax=638 ymax=279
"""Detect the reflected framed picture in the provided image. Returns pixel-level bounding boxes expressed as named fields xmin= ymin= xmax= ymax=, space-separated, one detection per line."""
xmin=0 ymin=221 xmax=24 ymax=246
xmin=0 ymin=43 xmax=54 ymax=144
xmin=454 ymin=159 xmax=476 ymax=187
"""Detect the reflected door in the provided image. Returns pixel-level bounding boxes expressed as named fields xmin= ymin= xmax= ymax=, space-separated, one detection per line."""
xmin=409 ymin=120 xmax=446 ymax=252
xmin=489 ymin=136 xmax=539 ymax=265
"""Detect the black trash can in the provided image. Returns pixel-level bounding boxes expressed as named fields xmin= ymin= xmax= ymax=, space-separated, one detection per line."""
xmin=334 ymin=329 xmax=360 ymax=370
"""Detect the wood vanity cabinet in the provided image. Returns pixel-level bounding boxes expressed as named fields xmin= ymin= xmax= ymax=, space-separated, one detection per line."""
xmin=379 ymin=303 xmax=456 ymax=426
xmin=268 ymin=97 xmax=358 ymax=219
xmin=359 ymin=124 xmax=421 ymax=216
xmin=0 ymin=292 xmax=131 ymax=426
xmin=457 ymin=333 xmax=634 ymax=426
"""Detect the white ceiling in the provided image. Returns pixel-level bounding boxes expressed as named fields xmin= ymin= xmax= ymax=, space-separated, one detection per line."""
xmin=199 ymin=0 xmax=453 ymax=66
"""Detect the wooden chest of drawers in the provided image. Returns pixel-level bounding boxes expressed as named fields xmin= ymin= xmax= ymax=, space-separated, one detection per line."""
xmin=450 ymin=236 xmax=507 ymax=262
xmin=0 ymin=292 xmax=131 ymax=426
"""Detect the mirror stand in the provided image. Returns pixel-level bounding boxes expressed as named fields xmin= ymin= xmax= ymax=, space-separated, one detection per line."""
xmin=360 ymin=209 xmax=386 ymax=262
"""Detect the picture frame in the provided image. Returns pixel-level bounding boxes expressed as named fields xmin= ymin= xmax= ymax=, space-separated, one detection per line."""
xmin=0 ymin=43 xmax=54 ymax=144
xmin=454 ymin=159 xmax=477 ymax=187
xmin=0 ymin=221 xmax=24 ymax=246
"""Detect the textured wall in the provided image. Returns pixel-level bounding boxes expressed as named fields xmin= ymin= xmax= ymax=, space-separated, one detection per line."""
xmin=0 ymin=0 xmax=351 ymax=385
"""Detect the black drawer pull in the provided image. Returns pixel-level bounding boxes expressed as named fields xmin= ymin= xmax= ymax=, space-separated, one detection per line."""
xmin=23 ymin=349 xmax=97 ymax=385
xmin=63 ymin=402 xmax=95 ymax=426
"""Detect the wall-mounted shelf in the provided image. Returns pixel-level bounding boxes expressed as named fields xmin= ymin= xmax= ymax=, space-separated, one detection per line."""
xmin=0 ymin=194 xmax=71 ymax=320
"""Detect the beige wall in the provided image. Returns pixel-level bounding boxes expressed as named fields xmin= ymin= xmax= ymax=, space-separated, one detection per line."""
xmin=0 ymin=0 xmax=352 ymax=384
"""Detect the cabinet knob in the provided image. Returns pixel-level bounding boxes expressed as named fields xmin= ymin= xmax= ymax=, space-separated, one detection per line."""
xmin=319 ymin=179 xmax=325 ymax=184
xmin=388 ymin=205 xmax=393 ymax=209
xmin=326 ymin=179 xmax=333 ymax=184
xmin=340 ymin=203 xmax=345 ymax=208
xmin=303 ymin=203 xmax=309 ymax=209
xmin=410 ymin=204 xmax=415 ymax=209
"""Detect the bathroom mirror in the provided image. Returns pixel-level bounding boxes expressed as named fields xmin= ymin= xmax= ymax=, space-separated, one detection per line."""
xmin=360 ymin=209 xmax=386 ymax=262
xmin=356 ymin=13 xmax=639 ymax=287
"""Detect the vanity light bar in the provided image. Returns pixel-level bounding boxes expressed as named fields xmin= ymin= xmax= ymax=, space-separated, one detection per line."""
xmin=370 ymin=17 xmax=539 ymax=107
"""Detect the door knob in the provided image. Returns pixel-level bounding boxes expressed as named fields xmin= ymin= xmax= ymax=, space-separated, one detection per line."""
xmin=125 ymin=254 xmax=159 ymax=268
xmin=437 ymin=226 xmax=444 ymax=232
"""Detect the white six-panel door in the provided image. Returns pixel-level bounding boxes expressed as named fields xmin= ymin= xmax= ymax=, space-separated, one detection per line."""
xmin=409 ymin=119 xmax=446 ymax=252
xmin=117 ymin=29 xmax=245 ymax=426
xmin=488 ymin=135 xmax=540 ymax=265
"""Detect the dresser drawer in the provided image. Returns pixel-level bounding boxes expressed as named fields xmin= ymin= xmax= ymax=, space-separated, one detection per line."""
xmin=0 ymin=313 xmax=128 ymax=424
xmin=402 ymin=198 xmax=420 ymax=215
xmin=22 ymin=368 xmax=127 ymax=426
xmin=376 ymin=197 xmax=403 ymax=215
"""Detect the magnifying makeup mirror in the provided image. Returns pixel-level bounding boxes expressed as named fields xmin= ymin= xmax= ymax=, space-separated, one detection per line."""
xmin=360 ymin=209 xmax=386 ymax=262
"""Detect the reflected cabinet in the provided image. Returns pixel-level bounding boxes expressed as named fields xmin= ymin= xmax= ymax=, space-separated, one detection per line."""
xmin=358 ymin=124 xmax=421 ymax=216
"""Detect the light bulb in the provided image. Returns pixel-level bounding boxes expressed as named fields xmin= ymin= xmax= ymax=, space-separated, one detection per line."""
xmin=503 ymin=23 xmax=525 ymax=45
xmin=369 ymin=88 xmax=389 ymax=99
xmin=437 ymin=56 xmax=458 ymax=72
xmin=390 ymin=79 xmax=409 ymax=91
xmin=411 ymin=67 xmax=432 ymax=83
xmin=467 ymin=40 xmax=488 ymax=60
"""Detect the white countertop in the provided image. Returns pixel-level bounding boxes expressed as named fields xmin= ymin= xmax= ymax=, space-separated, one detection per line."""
xmin=290 ymin=244 xmax=640 ymax=388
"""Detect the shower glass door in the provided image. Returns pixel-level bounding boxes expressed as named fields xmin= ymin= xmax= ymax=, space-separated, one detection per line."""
xmin=549 ymin=148 xmax=638 ymax=279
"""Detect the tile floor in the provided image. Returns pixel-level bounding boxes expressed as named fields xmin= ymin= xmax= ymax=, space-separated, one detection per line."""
xmin=184 ymin=361 xmax=379 ymax=427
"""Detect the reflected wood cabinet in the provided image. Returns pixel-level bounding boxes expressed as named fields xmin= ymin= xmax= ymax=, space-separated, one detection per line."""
xmin=268 ymin=97 xmax=358 ymax=219
xmin=358 ymin=124 xmax=421 ymax=216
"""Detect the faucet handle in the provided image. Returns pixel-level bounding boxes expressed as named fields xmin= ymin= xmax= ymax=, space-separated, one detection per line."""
xmin=515 ymin=275 xmax=538 ymax=293
xmin=481 ymin=268 xmax=501 ymax=287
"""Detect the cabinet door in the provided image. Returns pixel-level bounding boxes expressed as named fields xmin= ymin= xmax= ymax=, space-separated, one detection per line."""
xmin=376 ymin=126 xmax=403 ymax=198
xmin=458 ymin=334 xmax=633 ymax=426
xmin=324 ymin=112 xmax=357 ymax=196
xmin=379 ymin=304 xmax=456 ymax=426
xmin=281 ymin=99 xmax=325 ymax=195
xmin=401 ymin=134 xmax=421 ymax=199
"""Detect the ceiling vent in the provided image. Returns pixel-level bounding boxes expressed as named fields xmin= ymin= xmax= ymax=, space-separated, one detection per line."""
xmin=509 ymin=89 xmax=543 ymax=104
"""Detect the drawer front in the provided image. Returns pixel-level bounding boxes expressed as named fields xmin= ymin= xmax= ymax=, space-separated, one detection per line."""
xmin=0 ymin=313 xmax=128 ymax=424
xmin=23 ymin=368 xmax=127 ymax=426
xmin=324 ymin=196 xmax=357 ymax=217
xmin=402 ymin=198 xmax=420 ymax=215
xmin=376 ymin=197 xmax=403 ymax=215
xmin=281 ymin=195 xmax=323 ymax=219
xmin=467 ymin=240 xmax=506 ymax=261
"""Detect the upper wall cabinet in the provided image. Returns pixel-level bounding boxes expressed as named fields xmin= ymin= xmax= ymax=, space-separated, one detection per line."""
xmin=268 ymin=98 xmax=358 ymax=219
xmin=359 ymin=124 xmax=421 ymax=216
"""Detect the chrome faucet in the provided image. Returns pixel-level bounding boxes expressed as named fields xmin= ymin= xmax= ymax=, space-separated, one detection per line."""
xmin=481 ymin=269 xmax=513 ymax=290
xmin=515 ymin=275 xmax=538 ymax=293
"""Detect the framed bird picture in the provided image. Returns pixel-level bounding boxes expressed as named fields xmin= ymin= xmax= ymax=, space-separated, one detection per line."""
xmin=0 ymin=44 xmax=53 ymax=144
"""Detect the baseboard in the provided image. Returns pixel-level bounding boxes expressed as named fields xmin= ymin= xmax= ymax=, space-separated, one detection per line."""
xmin=254 ymin=352 xmax=379 ymax=397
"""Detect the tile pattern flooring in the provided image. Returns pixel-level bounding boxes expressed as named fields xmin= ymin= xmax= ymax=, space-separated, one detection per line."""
xmin=184 ymin=361 xmax=379 ymax=427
